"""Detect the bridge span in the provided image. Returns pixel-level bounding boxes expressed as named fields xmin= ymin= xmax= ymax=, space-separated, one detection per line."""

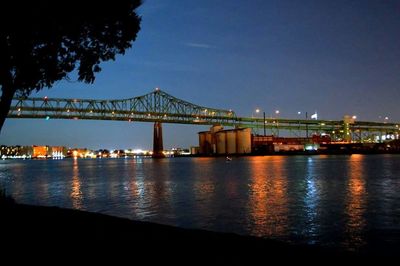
xmin=7 ymin=88 xmax=400 ymax=156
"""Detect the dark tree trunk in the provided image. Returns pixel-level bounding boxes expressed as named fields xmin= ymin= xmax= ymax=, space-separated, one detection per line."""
xmin=0 ymin=85 xmax=15 ymax=133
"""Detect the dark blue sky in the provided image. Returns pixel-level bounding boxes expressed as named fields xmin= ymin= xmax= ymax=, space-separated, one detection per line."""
xmin=1 ymin=0 xmax=399 ymax=150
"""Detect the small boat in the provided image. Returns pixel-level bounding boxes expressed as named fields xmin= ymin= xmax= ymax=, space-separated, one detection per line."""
xmin=226 ymin=156 xmax=232 ymax=161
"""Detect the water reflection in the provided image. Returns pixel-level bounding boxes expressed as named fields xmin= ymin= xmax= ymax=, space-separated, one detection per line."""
xmin=128 ymin=159 xmax=149 ymax=219
xmin=344 ymin=154 xmax=367 ymax=250
xmin=1 ymin=155 xmax=399 ymax=253
xmin=304 ymin=157 xmax=319 ymax=241
xmin=127 ymin=159 xmax=175 ymax=222
xmin=149 ymin=160 xmax=174 ymax=220
xmin=2 ymin=162 xmax=28 ymax=202
xmin=193 ymin=158 xmax=216 ymax=227
xmin=248 ymin=156 xmax=288 ymax=238
xmin=71 ymin=158 xmax=83 ymax=209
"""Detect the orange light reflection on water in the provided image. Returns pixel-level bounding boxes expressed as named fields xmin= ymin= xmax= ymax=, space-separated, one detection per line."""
xmin=344 ymin=154 xmax=367 ymax=250
xmin=71 ymin=158 xmax=83 ymax=209
xmin=248 ymin=156 xmax=288 ymax=237
xmin=192 ymin=158 xmax=216 ymax=226
xmin=129 ymin=158 xmax=175 ymax=220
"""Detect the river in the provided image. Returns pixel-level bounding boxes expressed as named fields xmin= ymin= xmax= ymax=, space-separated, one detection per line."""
xmin=1 ymin=154 xmax=399 ymax=252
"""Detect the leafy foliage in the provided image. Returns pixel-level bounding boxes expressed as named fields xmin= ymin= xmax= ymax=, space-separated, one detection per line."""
xmin=0 ymin=0 xmax=142 ymax=96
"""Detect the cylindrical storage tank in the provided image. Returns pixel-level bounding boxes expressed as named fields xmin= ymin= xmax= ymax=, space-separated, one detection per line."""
xmin=216 ymin=131 xmax=226 ymax=154
xmin=226 ymin=130 xmax=237 ymax=154
xmin=211 ymin=125 xmax=224 ymax=134
xmin=198 ymin=132 xmax=207 ymax=154
xmin=206 ymin=132 xmax=213 ymax=154
xmin=237 ymin=128 xmax=252 ymax=154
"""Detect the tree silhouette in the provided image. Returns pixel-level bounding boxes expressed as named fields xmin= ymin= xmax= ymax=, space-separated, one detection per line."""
xmin=0 ymin=0 xmax=142 ymax=132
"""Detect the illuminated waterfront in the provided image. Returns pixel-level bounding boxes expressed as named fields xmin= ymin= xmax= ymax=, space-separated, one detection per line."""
xmin=1 ymin=155 xmax=399 ymax=253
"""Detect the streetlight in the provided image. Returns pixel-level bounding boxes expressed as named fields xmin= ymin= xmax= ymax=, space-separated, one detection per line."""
xmin=254 ymin=108 xmax=266 ymax=136
xmin=275 ymin=110 xmax=280 ymax=137
xmin=263 ymin=111 xmax=266 ymax=136
xmin=379 ymin=115 xmax=389 ymax=123
xmin=253 ymin=108 xmax=260 ymax=135
xmin=298 ymin=111 xmax=309 ymax=138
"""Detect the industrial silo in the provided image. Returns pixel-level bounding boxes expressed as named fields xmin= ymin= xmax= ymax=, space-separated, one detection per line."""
xmin=226 ymin=130 xmax=237 ymax=154
xmin=237 ymin=128 xmax=252 ymax=154
xmin=198 ymin=131 xmax=209 ymax=154
xmin=211 ymin=125 xmax=224 ymax=133
xmin=205 ymin=131 xmax=215 ymax=154
xmin=216 ymin=131 xmax=226 ymax=154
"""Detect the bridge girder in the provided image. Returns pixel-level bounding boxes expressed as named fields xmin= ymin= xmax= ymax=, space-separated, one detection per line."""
xmin=7 ymin=89 xmax=400 ymax=141
xmin=9 ymin=89 xmax=236 ymax=125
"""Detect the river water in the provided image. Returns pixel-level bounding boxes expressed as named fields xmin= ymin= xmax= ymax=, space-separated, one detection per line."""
xmin=1 ymin=154 xmax=399 ymax=252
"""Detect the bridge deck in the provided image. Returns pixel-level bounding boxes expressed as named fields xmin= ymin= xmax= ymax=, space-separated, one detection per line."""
xmin=8 ymin=89 xmax=399 ymax=140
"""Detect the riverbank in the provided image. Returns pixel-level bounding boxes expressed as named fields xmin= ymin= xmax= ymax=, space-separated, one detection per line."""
xmin=1 ymin=201 xmax=392 ymax=262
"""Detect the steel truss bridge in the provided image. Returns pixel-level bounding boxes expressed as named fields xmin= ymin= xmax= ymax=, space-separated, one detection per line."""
xmin=8 ymin=88 xmax=400 ymax=142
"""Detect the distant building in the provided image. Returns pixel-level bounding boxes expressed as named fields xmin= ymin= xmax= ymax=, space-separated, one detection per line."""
xmin=190 ymin=146 xmax=200 ymax=155
xmin=198 ymin=126 xmax=252 ymax=155
xmin=198 ymin=125 xmax=335 ymax=155
xmin=95 ymin=149 xmax=110 ymax=158
xmin=51 ymin=146 xmax=67 ymax=158
xmin=110 ymin=149 xmax=126 ymax=158
xmin=0 ymin=145 xmax=33 ymax=158
xmin=170 ymin=148 xmax=190 ymax=156
xmin=33 ymin=145 xmax=67 ymax=158
xmin=33 ymin=145 xmax=50 ymax=158
xmin=252 ymin=134 xmax=331 ymax=154
xmin=67 ymin=148 xmax=94 ymax=158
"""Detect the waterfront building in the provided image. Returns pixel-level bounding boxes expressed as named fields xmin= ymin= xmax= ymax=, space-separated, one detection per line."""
xmin=198 ymin=126 xmax=252 ymax=155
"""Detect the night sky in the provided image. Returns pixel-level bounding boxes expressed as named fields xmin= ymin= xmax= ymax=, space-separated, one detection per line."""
xmin=1 ymin=0 xmax=399 ymax=150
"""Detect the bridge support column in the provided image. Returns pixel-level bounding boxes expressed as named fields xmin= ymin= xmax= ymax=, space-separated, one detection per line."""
xmin=153 ymin=122 xmax=165 ymax=158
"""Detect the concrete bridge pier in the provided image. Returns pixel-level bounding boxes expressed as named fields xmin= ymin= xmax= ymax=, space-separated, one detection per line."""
xmin=153 ymin=122 xmax=165 ymax=158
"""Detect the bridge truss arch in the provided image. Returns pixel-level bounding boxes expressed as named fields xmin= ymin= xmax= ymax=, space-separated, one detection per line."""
xmin=9 ymin=88 xmax=237 ymax=126
xmin=7 ymin=88 xmax=400 ymax=142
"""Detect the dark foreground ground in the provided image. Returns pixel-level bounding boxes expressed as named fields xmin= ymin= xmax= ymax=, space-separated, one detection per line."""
xmin=1 ymin=201 xmax=397 ymax=263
